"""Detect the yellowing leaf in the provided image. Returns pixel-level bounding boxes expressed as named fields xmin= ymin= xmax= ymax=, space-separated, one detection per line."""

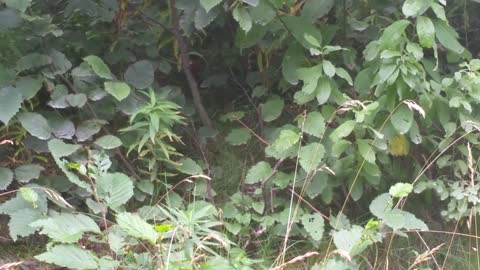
xmin=389 ymin=134 xmax=410 ymax=156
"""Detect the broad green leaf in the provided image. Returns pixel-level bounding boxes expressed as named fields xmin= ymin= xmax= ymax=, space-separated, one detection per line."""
xmin=233 ymin=6 xmax=252 ymax=32
xmin=124 ymin=60 xmax=154 ymax=89
xmin=369 ymin=193 xmax=392 ymax=219
xmin=97 ymin=173 xmax=134 ymax=208
xmin=94 ymin=135 xmax=122 ymax=149
xmin=104 ymin=81 xmax=131 ymax=101
xmin=200 ymin=0 xmax=222 ymax=13
xmin=332 ymin=225 xmax=364 ymax=255
xmin=433 ymin=19 xmax=464 ymax=54
xmin=8 ymin=208 xmax=41 ymax=241
xmin=272 ymin=129 xmax=300 ymax=151
xmin=4 ymin=0 xmax=32 ymax=12
xmin=358 ymin=139 xmax=375 ymax=164
xmin=245 ymin=161 xmax=272 ymax=184
xmin=31 ymin=213 xmax=100 ymax=243
xmin=383 ymin=209 xmax=406 ymax=230
xmin=389 ymin=183 xmax=413 ymax=198
xmin=248 ymin=0 xmax=275 ymax=25
xmin=301 ymin=213 xmax=324 ymax=241
xmin=176 ymin=158 xmax=203 ymax=175
xmin=403 ymin=212 xmax=428 ymax=230
xmin=66 ymin=93 xmax=87 ymax=107
xmin=0 ymin=191 xmax=48 ymax=215
xmin=16 ymin=53 xmax=51 ymax=71
xmin=0 ymin=8 xmax=22 ymax=30
xmin=76 ymin=119 xmax=105 ymax=142
xmin=137 ymin=180 xmax=154 ymax=195
xmin=116 ymin=212 xmax=158 ymax=244
xmin=14 ymin=164 xmax=44 ymax=183
xmin=299 ymin=143 xmax=325 ymax=173
xmin=0 ymin=87 xmax=22 ymax=125
xmin=226 ymin=128 xmax=251 ymax=145
xmin=379 ymin=20 xmax=410 ymax=48
xmin=301 ymin=0 xmax=334 ymax=22
xmin=83 ymin=55 xmax=112 ymax=79
xmin=322 ymin=60 xmax=336 ymax=78
xmin=17 ymin=112 xmax=52 ymax=140
xmin=402 ymin=0 xmax=433 ymax=17
xmin=16 ymin=77 xmax=43 ymax=100
xmin=282 ymin=43 xmax=304 ymax=85
xmin=354 ymin=68 xmax=374 ymax=94
xmin=282 ymin=16 xmax=322 ymax=50
xmin=0 ymin=167 xmax=14 ymax=190
xmin=262 ymin=96 xmax=284 ymax=122
xmin=35 ymin=244 xmax=98 ymax=270
xmin=335 ymin=67 xmax=353 ymax=85
xmin=329 ymin=120 xmax=356 ymax=141
xmin=304 ymin=111 xmax=325 ymax=137
xmin=391 ymin=105 xmax=414 ymax=134
xmin=315 ymin=77 xmax=331 ymax=105
xmin=298 ymin=65 xmax=323 ymax=94
xmin=431 ymin=3 xmax=446 ymax=20
xmin=416 ymin=16 xmax=435 ymax=48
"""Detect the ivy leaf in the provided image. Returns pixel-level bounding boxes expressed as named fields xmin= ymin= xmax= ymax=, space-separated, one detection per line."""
xmin=94 ymin=135 xmax=122 ymax=149
xmin=226 ymin=128 xmax=251 ymax=145
xmin=391 ymin=105 xmax=414 ymax=134
xmin=116 ymin=212 xmax=158 ymax=245
xmin=14 ymin=164 xmax=44 ymax=183
xmin=301 ymin=213 xmax=325 ymax=241
xmin=104 ymin=81 xmax=131 ymax=101
xmin=322 ymin=60 xmax=336 ymax=78
xmin=0 ymin=87 xmax=22 ymax=125
xmin=416 ymin=16 xmax=435 ymax=48
xmin=299 ymin=143 xmax=325 ymax=173
xmin=200 ymin=0 xmax=222 ymax=13
xmin=262 ymin=96 xmax=284 ymax=122
xmin=389 ymin=183 xmax=413 ymax=198
xmin=176 ymin=158 xmax=203 ymax=175
xmin=83 ymin=55 xmax=112 ymax=79
xmin=31 ymin=213 xmax=101 ymax=243
xmin=8 ymin=208 xmax=42 ymax=241
xmin=17 ymin=112 xmax=52 ymax=140
xmin=433 ymin=19 xmax=464 ymax=54
xmin=124 ymin=60 xmax=154 ymax=89
xmin=329 ymin=120 xmax=356 ymax=141
xmin=304 ymin=111 xmax=325 ymax=137
xmin=0 ymin=167 xmax=14 ymax=190
xmin=357 ymin=140 xmax=375 ymax=164
xmin=35 ymin=244 xmax=98 ymax=270
xmin=233 ymin=6 xmax=252 ymax=33
xmin=97 ymin=173 xmax=134 ymax=208
xmin=245 ymin=161 xmax=272 ymax=184
xmin=402 ymin=0 xmax=433 ymax=18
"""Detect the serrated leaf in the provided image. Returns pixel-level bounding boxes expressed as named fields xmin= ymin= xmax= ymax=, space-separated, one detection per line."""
xmin=31 ymin=213 xmax=100 ymax=243
xmin=35 ymin=244 xmax=98 ymax=270
xmin=389 ymin=183 xmax=413 ymax=198
xmin=17 ymin=112 xmax=52 ymax=140
xmin=0 ymin=87 xmax=22 ymax=125
xmin=391 ymin=105 xmax=414 ymax=134
xmin=124 ymin=60 xmax=154 ymax=89
xmin=200 ymin=0 xmax=222 ymax=13
xmin=332 ymin=225 xmax=364 ymax=255
xmin=83 ymin=55 xmax=112 ymax=79
xmin=104 ymin=81 xmax=131 ymax=101
xmin=0 ymin=167 xmax=14 ymax=190
xmin=14 ymin=164 xmax=44 ymax=183
xmin=369 ymin=193 xmax=392 ymax=219
xmin=299 ymin=143 xmax=325 ymax=173
xmin=272 ymin=129 xmax=300 ymax=151
xmin=116 ymin=212 xmax=158 ymax=244
xmin=8 ymin=208 xmax=42 ymax=241
xmin=262 ymin=96 xmax=284 ymax=122
xmin=245 ymin=161 xmax=272 ymax=184
xmin=97 ymin=173 xmax=134 ymax=208
xmin=225 ymin=128 xmax=251 ymax=145
xmin=304 ymin=111 xmax=325 ymax=137
xmin=416 ymin=16 xmax=435 ymax=48
xmin=176 ymin=158 xmax=203 ymax=175
xmin=329 ymin=120 xmax=356 ymax=141
xmin=301 ymin=213 xmax=324 ymax=241
xmin=94 ymin=135 xmax=122 ymax=149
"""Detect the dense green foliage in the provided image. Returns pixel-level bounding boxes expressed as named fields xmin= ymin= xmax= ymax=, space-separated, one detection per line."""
xmin=2 ymin=0 xmax=480 ymax=269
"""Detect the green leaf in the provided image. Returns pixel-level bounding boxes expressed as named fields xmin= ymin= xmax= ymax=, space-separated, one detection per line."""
xmin=176 ymin=158 xmax=203 ymax=175
xmin=245 ymin=161 xmax=272 ymax=184
xmin=14 ymin=164 xmax=44 ymax=183
xmin=116 ymin=212 xmax=158 ymax=244
xmin=301 ymin=213 xmax=324 ymax=241
xmin=83 ymin=55 xmax=112 ymax=79
xmin=273 ymin=129 xmax=300 ymax=151
xmin=322 ymin=60 xmax=336 ymax=78
xmin=358 ymin=140 xmax=375 ymax=163
xmin=17 ymin=112 xmax=52 ymax=140
xmin=433 ymin=19 xmax=464 ymax=54
xmin=4 ymin=0 xmax=32 ymax=12
xmin=0 ymin=167 xmax=14 ymax=190
xmin=369 ymin=193 xmax=392 ymax=219
xmin=76 ymin=119 xmax=105 ymax=142
xmin=8 ymin=208 xmax=42 ymax=241
xmin=0 ymin=87 xmax=22 ymax=125
xmin=301 ymin=0 xmax=334 ymax=22
xmin=200 ymin=0 xmax=222 ymax=13
xmin=329 ymin=120 xmax=356 ymax=141
xmin=35 ymin=244 xmax=98 ymax=270
xmin=16 ymin=77 xmax=43 ymax=100
xmin=304 ymin=111 xmax=325 ymax=137
xmin=262 ymin=96 xmax=284 ymax=122
xmin=332 ymin=225 xmax=364 ymax=255
xmin=19 ymin=187 xmax=39 ymax=207
xmin=282 ymin=43 xmax=304 ymax=85
xmin=315 ymin=77 xmax=331 ymax=105
xmin=226 ymin=128 xmax=251 ymax=145
xmin=335 ymin=67 xmax=353 ymax=85
xmin=389 ymin=183 xmax=413 ymax=198
xmin=299 ymin=143 xmax=325 ymax=173
xmin=124 ymin=60 xmax=154 ymax=89
xmin=94 ymin=135 xmax=122 ymax=149
xmin=416 ymin=16 xmax=435 ymax=48
xmin=403 ymin=212 xmax=428 ymax=230
xmin=104 ymin=81 xmax=131 ymax=101
xmin=431 ymin=3 xmax=446 ymax=20
xmin=31 ymin=213 xmax=100 ymax=243
xmin=233 ymin=6 xmax=252 ymax=32
xmin=391 ymin=105 xmax=414 ymax=134
xmin=0 ymin=8 xmax=22 ymax=30
xmin=379 ymin=20 xmax=410 ymax=48
xmin=97 ymin=173 xmax=134 ymax=208
xmin=16 ymin=53 xmax=51 ymax=71
xmin=282 ymin=16 xmax=322 ymax=50
xmin=402 ymin=0 xmax=433 ymax=18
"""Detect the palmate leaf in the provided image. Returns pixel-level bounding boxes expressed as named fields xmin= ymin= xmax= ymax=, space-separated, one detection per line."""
xmin=97 ymin=173 xmax=134 ymax=209
xmin=35 ymin=244 xmax=98 ymax=270
xmin=116 ymin=212 xmax=158 ymax=245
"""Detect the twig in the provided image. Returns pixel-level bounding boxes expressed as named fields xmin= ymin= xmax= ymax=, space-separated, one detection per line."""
xmin=233 ymin=117 xmax=270 ymax=146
